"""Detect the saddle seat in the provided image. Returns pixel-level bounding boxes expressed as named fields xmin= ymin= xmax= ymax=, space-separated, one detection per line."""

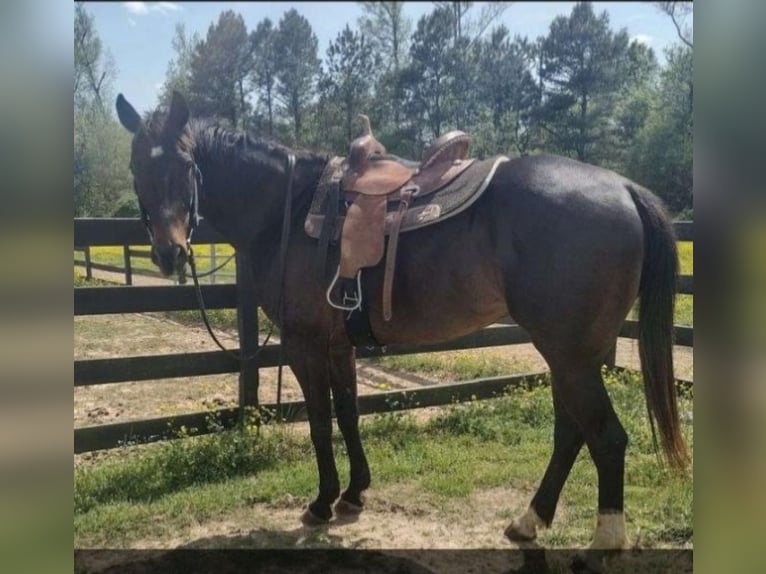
xmin=341 ymin=117 xmax=473 ymax=199
xmin=326 ymin=115 xmax=476 ymax=322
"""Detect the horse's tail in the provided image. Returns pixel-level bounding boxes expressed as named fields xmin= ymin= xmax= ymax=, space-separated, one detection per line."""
xmin=626 ymin=183 xmax=689 ymax=470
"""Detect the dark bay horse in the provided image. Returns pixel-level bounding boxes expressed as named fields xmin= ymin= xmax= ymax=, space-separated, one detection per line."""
xmin=116 ymin=92 xmax=688 ymax=551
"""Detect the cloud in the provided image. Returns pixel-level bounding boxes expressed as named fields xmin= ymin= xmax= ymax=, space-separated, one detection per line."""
xmin=123 ymin=2 xmax=182 ymax=16
xmin=630 ymin=33 xmax=653 ymax=46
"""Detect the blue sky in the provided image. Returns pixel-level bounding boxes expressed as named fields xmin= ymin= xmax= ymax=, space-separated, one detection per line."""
xmin=83 ymin=1 xmax=692 ymax=115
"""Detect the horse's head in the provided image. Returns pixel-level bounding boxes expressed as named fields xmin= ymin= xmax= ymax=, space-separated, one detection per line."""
xmin=116 ymin=91 xmax=199 ymax=277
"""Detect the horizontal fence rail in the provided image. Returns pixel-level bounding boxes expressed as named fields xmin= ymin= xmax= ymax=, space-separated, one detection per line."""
xmin=75 ymin=372 xmax=549 ymax=453
xmin=74 ymin=218 xmax=693 ymax=453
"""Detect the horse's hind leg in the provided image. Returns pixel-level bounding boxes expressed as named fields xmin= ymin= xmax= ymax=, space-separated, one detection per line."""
xmin=328 ymin=345 xmax=371 ymax=515
xmin=506 ymin=365 xmax=629 ymax=550
xmin=505 ymin=370 xmax=585 ymax=542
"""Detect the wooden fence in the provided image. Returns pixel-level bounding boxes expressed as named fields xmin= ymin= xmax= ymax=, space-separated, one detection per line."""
xmin=75 ymin=243 xmax=235 ymax=285
xmin=74 ymin=218 xmax=693 ymax=454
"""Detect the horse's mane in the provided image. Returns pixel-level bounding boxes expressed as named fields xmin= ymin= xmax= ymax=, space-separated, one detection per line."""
xmin=140 ymin=107 xmax=327 ymax=170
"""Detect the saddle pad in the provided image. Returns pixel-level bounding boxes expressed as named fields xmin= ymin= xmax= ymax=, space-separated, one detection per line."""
xmin=305 ymin=155 xmax=509 ymax=241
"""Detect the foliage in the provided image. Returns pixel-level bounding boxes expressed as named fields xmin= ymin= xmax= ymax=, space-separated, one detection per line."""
xmin=80 ymin=2 xmax=694 ymax=217
xmin=536 ymin=3 xmax=635 ymax=163
xmin=274 ymin=9 xmax=320 ymax=144
xmin=188 ymin=11 xmax=253 ymax=129
xmin=249 ymin=19 xmax=279 ymax=137
xmin=624 ymin=45 xmax=693 ymax=212
xmin=320 ymin=25 xmax=378 ymax=147
xmin=158 ymin=24 xmax=201 ymax=108
xmin=74 ymin=3 xmax=115 ymax=114
xmin=74 ymin=4 xmax=132 ymax=217
xmin=357 ymin=1 xmax=412 ymax=74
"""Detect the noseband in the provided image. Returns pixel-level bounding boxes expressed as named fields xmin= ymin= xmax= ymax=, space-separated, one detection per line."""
xmin=139 ymin=162 xmax=203 ymax=245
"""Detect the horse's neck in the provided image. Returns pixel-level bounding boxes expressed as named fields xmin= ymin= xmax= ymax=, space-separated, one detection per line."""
xmin=192 ymin=125 xmax=322 ymax=246
xmin=191 ymin=125 xmax=327 ymax=302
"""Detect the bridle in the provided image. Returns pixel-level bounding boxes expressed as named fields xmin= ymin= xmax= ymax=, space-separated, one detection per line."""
xmin=138 ymin=162 xmax=202 ymax=245
xmin=137 ymin=153 xmax=297 ymax=414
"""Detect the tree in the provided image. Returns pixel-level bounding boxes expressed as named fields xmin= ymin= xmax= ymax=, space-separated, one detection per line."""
xmin=625 ymin=44 xmax=692 ymax=213
xmin=74 ymin=2 xmax=116 ymax=114
xmin=357 ymin=2 xmax=412 ymax=130
xmin=322 ymin=25 xmax=378 ymax=145
xmin=74 ymin=4 xmax=132 ymax=217
xmin=158 ymin=24 xmax=201 ymax=108
xmin=477 ymin=27 xmax=538 ymax=154
xmin=188 ymin=10 xmax=253 ymax=128
xmin=357 ymin=2 xmax=411 ymax=74
xmin=534 ymin=2 xmax=633 ymax=162
xmin=654 ymin=2 xmax=693 ymax=48
xmin=250 ymin=18 xmax=278 ymax=136
xmin=274 ymin=9 xmax=320 ymax=144
xmin=403 ymin=7 xmax=454 ymax=139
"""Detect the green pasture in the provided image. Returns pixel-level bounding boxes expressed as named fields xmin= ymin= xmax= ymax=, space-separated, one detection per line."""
xmin=74 ymin=368 xmax=692 ymax=549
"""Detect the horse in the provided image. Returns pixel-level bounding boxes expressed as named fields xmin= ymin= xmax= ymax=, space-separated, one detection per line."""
xmin=115 ymin=91 xmax=688 ymax=555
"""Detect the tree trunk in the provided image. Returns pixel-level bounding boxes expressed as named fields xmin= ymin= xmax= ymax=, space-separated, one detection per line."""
xmin=266 ymin=82 xmax=273 ymax=137
xmin=239 ymin=78 xmax=248 ymax=131
xmin=578 ymin=91 xmax=588 ymax=161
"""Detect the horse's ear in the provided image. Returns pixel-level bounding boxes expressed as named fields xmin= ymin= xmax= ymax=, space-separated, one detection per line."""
xmin=165 ymin=91 xmax=190 ymax=137
xmin=116 ymin=94 xmax=141 ymax=134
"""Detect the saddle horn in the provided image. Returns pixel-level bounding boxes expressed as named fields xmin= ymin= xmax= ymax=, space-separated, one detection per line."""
xmin=357 ymin=114 xmax=372 ymax=136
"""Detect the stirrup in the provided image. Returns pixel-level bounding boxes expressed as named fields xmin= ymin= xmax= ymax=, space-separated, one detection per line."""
xmin=326 ymin=267 xmax=363 ymax=312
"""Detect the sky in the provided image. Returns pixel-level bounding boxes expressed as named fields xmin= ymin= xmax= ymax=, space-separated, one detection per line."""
xmin=82 ymin=1 xmax=693 ymax=115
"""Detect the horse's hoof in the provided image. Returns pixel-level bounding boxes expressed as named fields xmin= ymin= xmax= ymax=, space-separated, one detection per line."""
xmin=505 ymin=521 xmax=537 ymax=543
xmin=570 ymin=551 xmax=605 ymax=574
xmin=300 ymin=507 xmax=330 ymax=527
xmin=335 ymin=498 xmax=364 ymax=516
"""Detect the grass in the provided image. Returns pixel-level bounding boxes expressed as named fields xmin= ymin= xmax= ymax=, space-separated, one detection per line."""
xmin=74 ymin=369 xmax=693 ymax=549
xmin=372 ymin=350 xmax=533 ymax=380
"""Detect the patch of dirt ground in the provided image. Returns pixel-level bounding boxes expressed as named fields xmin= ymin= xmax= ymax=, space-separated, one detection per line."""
xmin=133 ymin=484 xmax=532 ymax=551
xmin=79 ymin=484 xmax=691 ymax=574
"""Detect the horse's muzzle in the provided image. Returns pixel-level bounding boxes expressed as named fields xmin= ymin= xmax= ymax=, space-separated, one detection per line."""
xmin=152 ymin=243 xmax=187 ymax=276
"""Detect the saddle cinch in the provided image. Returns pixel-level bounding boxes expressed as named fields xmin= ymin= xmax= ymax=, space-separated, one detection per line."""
xmin=307 ymin=115 xmax=482 ymax=322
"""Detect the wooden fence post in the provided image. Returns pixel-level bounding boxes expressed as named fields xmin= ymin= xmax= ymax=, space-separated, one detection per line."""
xmin=123 ymin=245 xmax=133 ymax=285
xmin=235 ymin=250 xmax=259 ymax=412
xmin=209 ymin=244 xmax=216 ymax=285
xmin=84 ymin=246 xmax=93 ymax=280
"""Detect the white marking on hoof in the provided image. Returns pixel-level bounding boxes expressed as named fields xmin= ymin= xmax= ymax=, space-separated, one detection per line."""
xmin=589 ymin=512 xmax=628 ymax=550
xmin=150 ymin=146 xmax=164 ymax=158
xmin=505 ymin=507 xmax=546 ymax=541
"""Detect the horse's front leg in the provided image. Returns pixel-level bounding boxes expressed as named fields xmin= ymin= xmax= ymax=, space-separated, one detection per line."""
xmin=284 ymin=335 xmax=340 ymax=525
xmin=328 ymin=344 xmax=370 ymax=515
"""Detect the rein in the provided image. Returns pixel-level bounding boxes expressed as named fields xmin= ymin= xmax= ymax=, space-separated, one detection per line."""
xmin=140 ymin=153 xmax=297 ymax=411
xmin=187 ymin=154 xmax=296 ymax=397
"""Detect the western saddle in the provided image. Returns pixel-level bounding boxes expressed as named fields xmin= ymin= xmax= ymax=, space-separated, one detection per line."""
xmin=325 ymin=115 xmax=475 ymax=321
